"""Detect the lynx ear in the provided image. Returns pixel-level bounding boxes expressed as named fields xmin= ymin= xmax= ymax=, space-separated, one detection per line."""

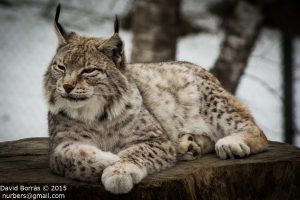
xmin=98 ymin=16 xmax=124 ymax=68
xmin=54 ymin=4 xmax=71 ymax=46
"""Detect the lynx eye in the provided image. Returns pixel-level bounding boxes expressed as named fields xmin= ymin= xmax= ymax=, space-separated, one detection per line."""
xmin=57 ymin=65 xmax=65 ymax=71
xmin=82 ymin=68 xmax=97 ymax=74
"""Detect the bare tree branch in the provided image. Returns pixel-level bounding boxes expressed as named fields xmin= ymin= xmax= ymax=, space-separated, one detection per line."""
xmin=130 ymin=0 xmax=181 ymax=62
xmin=244 ymin=73 xmax=283 ymax=101
xmin=210 ymin=0 xmax=264 ymax=94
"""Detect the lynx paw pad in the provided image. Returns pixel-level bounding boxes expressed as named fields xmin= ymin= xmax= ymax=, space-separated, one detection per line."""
xmin=177 ymin=134 xmax=201 ymax=161
xmin=215 ymin=137 xmax=250 ymax=159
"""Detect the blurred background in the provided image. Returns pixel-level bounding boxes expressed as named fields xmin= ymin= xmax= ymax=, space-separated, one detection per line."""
xmin=0 ymin=0 xmax=299 ymax=146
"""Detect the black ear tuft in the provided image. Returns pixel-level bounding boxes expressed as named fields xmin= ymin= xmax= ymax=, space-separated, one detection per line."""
xmin=55 ymin=3 xmax=61 ymax=23
xmin=54 ymin=3 xmax=65 ymax=36
xmin=54 ymin=3 xmax=71 ymax=46
xmin=114 ymin=15 xmax=119 ymax=34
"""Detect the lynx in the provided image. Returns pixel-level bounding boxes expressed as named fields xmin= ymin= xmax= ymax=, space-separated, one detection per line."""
xmin=44 ymin=4 xmax=268 ymax=194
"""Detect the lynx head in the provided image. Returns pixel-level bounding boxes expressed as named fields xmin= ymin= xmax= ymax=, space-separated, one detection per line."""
xmin=43 ymin=4 xmax=129 ymax=121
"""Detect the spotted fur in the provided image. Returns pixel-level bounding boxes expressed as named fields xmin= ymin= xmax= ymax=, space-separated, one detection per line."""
xmin=44 ymin=4 xmax=268 ymax=194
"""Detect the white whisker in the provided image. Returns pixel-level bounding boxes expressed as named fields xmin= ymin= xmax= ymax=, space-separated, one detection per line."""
xmin=93 ymin=93 xmax=116 ymax=97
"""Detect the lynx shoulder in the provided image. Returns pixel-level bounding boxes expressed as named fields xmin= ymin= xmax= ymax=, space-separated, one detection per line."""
xmin=44 ymin=4 xmax=268 ymax=194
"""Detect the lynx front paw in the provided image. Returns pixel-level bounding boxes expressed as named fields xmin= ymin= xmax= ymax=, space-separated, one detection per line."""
xmin=176 ymin=134 xmax=201 ymax=161
xmin=215 ymin=137 xmax=250 ymax=159
xmin=101 ymin=162 xmax=147 ymax=194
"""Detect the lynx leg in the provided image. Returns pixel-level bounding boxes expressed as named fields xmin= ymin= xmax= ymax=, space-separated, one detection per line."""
xmin=215 ymin=128 xmax=268 ymax=159
xmin=50 ymin=141 xmax=120 ymax=182
xmin=102 ymin=139 xmax=176 ymax=194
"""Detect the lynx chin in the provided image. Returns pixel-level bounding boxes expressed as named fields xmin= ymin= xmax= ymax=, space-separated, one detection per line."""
xmin=44 ymin=4 xmax=268 ymax=194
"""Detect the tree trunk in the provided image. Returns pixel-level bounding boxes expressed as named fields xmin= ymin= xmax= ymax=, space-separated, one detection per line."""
xmin=1 ymin=137 xmax=300 ymax=200
xmin=210 ymin=0 xmax=263 ymax=94
xmin=281 ymin=0 xmax=296 ymax=144
xmin=130 ymin=0 xmax=180 ymax=63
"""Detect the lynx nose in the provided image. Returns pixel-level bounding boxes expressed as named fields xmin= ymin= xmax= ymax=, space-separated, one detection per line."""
xmin=63 ymin=84 xmax=74 ymax=94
